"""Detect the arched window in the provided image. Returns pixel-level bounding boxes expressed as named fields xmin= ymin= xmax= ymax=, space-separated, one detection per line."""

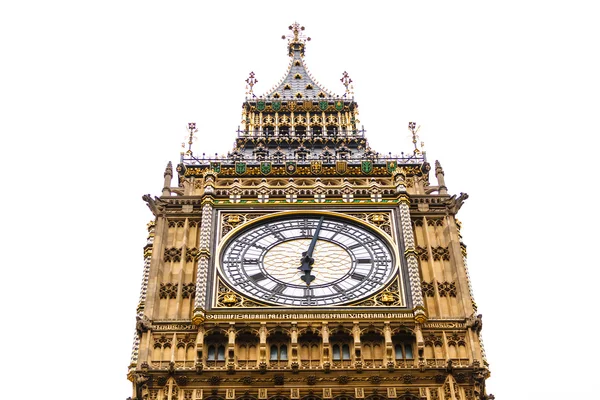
xmin=217 ymin=345 xmax=225 ymax=361
xmin=236 ymin=331 xmax=259 ymax=368
xmin=205 ymin=332 xmax=227 ymax=366
xmin=330 ymin=331 xmax=352 ymax=366
xmin=361 ymin=331 xmax=384 ymax=367
xmin=268 ymin=331 xmax=290 ymax=367
xmin=394 ymin=344 xmax=413 ymax=359
xmin=393 ymin=333 xmax=416 ymax=366
xmin=342 ymin=344 xmax=351 ymax=360
xmin=299 ymin=331 xmax=321 ymax=367
xmin=332 ymin=344 xmax=340 ymax=360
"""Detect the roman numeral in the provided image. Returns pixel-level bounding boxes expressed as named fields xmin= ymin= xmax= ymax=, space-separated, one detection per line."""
xmin=244 ymin=258 xmax=259 ymax=264
xmin=272 ymin=283 xmax=286 ymax=294
xmin=357 ymin=258 xmax=373 ymax=264
xmin=249 ymin=272 xmax=266 ymax=282
xmin=348 ymin=243 xmax=363 ymax=250
xmin=351 ymin=272 xmax=366 ymax=281
xmin=332 ymin=284 xmax=344 ymax=293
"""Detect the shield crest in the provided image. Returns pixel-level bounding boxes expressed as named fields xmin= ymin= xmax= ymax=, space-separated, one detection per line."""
xmin=336 ymin=161 xmax=347 ymax=174
xmin=211 ymin=162 xmax=221 ymax=173
xmin=386 ymin=161 xmax=397 ymax=173
xmin=235 ymin=162 xmax=246 ymax=175
xmin=256 ymin=100 xmax=266 ymax=111
xmin=260 ymin=161 xmax=272 ymax=175
xmin=319 ymin=101 xmax=328 ymax=111
xmin=361 ymin=160 xmax=373 ymax=174
xmin=272 ymin=101 xmax=282 ymax=111
xmin=310 ymin=160 xmax=322 ymax=174
xmin=302 ymin=101 xmax=313 ymax=111
xmin=285 ymin=161 xmax=297 ymax=174
xmin=287 ymin=101 xmax=296 ymax=111
xmin=335 ymin=100 xmax=344 ymax=111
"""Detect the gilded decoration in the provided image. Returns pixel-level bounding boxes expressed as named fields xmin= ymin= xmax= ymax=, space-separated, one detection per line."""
xmin=350 ymin=278 xmax=403 ymax=307
xmin=183 ymin=165 xmax=423 ymax=178
xmin=221 ymin=212 xmax=269 ymax=238
xmin=346 ymin=212 xmax=392 ymax=236
xmin=215 ymin=278 xmax=267 ymax=308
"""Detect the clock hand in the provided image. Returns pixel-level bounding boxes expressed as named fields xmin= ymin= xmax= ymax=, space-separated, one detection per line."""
xmin=299 ymin=216 xmax=325 ymax=285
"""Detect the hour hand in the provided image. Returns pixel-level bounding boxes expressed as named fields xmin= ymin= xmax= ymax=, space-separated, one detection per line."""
xmin=298 ymin=251 xmax=315 ymax=284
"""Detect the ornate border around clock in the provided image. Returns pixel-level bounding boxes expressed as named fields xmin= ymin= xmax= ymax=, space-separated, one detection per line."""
xmin=348 ymin=277 xmax=404 ymax=307
xmin=214 ymin=277 xmax=269 ymax=308
xmin=221 ymin=212 xmax=270 ymax=238
xmin=220 ymin=211 xmax=393 ymax=240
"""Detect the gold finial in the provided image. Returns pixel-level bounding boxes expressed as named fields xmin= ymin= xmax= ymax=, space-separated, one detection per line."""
xmin=183 ymin=122 xmax=198 ymax=156
xmin=408 ymin=122 xmax=421 ymax=155
xmin=245 ymin=71 xmax=257 ymax=96
xmin=282 ymin=22 xmax=311 ymax=57
xmin=340 ymin=71 xmax=354 ymax=96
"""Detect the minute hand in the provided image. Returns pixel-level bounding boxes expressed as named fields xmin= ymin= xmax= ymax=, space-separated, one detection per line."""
xmin=299 ymin=216 xmax=325 ymax=285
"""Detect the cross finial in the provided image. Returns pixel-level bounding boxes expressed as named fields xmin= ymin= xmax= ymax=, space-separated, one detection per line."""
xmin=340 ymin=71 xmax=354 ymax=96
xmin=245 ymin=71 xmax=257 ymax=96
xmin=408 ymin=122 xmax=422 ymax=154
xmin=183 ymin=122 xmax=198 ymax=155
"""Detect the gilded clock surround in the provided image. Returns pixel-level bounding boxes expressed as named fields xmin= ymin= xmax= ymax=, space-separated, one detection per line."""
xmin=213 ymin=210 xmax=404 ymax=309
xmin=131 ymin=23 xmax=492 ymax=400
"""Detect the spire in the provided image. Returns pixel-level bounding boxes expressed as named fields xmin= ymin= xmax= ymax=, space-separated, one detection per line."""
xmin=435 ymin=160 xmax=448 ymax=194
xmin=262 ymin=23 xmax=335 ymax=99
xmin=162 ymin=161 xmax=173 ymax=196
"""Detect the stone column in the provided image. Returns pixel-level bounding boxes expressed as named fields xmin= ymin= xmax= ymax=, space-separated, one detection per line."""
xmin=227 ymin=324 xmax=236 ymax=371
xmin=162 ymin=162 xmax=173 ymax=196
xmin=383 ymin=322 xmax=393 ymax=364
xmin=321 ymin=323 xmax=330 ymax=366
xmin=193 ymin=197 xmax=213 ymax=325
xmin=352 ymin=323 xmax=362 ymax=366
xmin=398 ymin=195 xmax=427 ymax=323
xmin=435 ymin=160 xmax=447 ymax=195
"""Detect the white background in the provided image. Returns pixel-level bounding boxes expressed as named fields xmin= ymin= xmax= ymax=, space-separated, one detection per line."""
xmin=2 ymin=1 xmax=599 ymax=399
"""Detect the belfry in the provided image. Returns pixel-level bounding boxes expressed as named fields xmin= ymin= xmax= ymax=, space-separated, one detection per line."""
xmin=128 ymin=23 xmax=492 ymax=400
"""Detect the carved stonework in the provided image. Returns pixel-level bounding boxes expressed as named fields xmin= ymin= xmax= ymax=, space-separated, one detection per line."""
xmin=159 ymin=283 xmax=178 ymax=299
xmin=437 ymin=281 xmax=457 ymax=297
xmin=221 ymin=213 xmax=270 ymax=238
xmin=181 ymin=283 xmax=196 ymax=299
xmin=215 ymin=279 xmax=267 ymax=308
xmin=164 ymin=247 xmax=182 ymax=262
xmin=421 ymin=281 xmax=435 ymax=297
xmin=346 ymin=212 xmax=392 ymax=236
xmin=431 ymin=247 xmax=450 ymax=261
xmin=351 ymin=278 xmax=403 ymax=307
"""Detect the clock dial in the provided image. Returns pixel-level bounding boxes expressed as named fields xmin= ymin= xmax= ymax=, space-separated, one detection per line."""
xmin=219 ymin=215 xmax=397 ymax=307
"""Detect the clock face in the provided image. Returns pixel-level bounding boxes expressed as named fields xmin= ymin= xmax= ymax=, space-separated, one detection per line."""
xmin=219 ymin=214 xmax=396 ymax=306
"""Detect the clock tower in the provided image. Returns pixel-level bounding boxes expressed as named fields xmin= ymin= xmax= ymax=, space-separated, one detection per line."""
xmin=128 ymin=23 xmax=492 ymax=400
